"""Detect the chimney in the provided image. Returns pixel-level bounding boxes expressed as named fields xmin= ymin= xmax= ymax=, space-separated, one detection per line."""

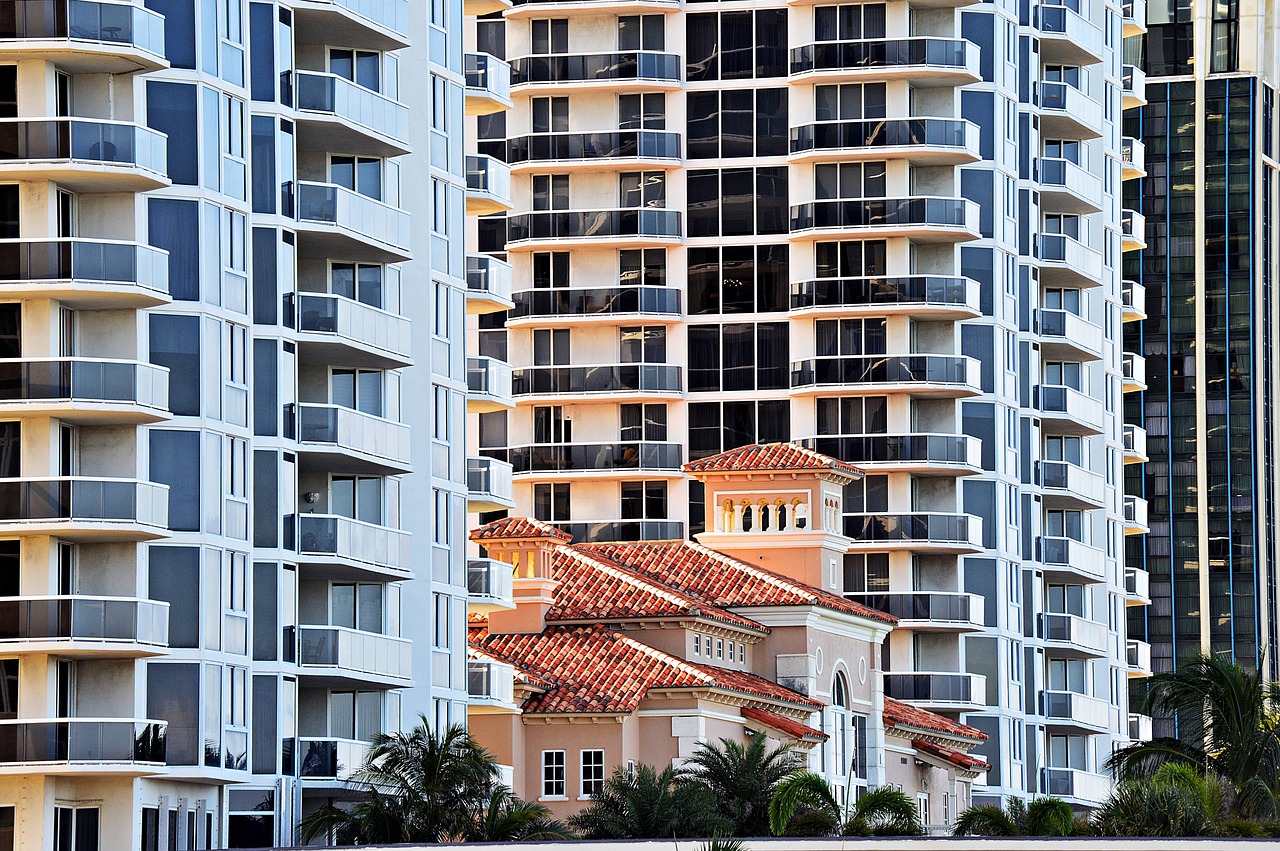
xmin=471 ymin=517 xmax=571 ymax=634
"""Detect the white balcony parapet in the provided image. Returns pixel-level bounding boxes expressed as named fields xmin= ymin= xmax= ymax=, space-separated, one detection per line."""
xmin=298 ymin=625 xmax=411 ymax=681
xmin=467 ymin=559 xmax=516 ymax=612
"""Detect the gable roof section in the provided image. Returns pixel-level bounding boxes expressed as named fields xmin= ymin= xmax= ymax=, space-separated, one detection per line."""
xmin=470 ymin=516 xmax=572 ymax=543
xmin=883 ymin=697 xmax=988 ymax=743
xmin=683 ymin=442 xmax=863 ymax=478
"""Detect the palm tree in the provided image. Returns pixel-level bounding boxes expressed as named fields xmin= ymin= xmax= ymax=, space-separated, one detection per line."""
xmin=467 ymin=788 xmax=574 ymax=842
xmin=680 ymin=732 xmax=802 ymax=836
xmin=1091 ymin=764 xmax=1223 ymax=837
xmin=767 ymin=772 xmax=923 ymax=836
xmin=953 ymin=797 xmax=1074 ymax=837
xmin=1108 ymin=654 xmax=1280 ymax=819
xmin=569 ymin=763 xmax=729 ymax=839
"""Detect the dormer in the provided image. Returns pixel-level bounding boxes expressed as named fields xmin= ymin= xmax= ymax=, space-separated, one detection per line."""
xmin=470 ymin=517 xmax=571 ymax=635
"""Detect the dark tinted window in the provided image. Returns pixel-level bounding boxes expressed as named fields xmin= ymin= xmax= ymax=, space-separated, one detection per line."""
xmin=148 ymin=198 xmax=200 ymax=300
xmin=149 ymin=430 xmax=200 ymax=531
xmin=149 ymin=315 xmax=200 ymax=415
xmin=149 ymin=546 xmax=199 ymax=647
xmin=145 ymin=0 xmax=196 ymax=68
xmin=145 ymin=81 xmax=198 ymax=184
xmin=146 ymin=663 xmax=200 ymax=764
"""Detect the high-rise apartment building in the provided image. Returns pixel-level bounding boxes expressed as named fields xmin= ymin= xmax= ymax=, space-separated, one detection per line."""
xmin=1123 ymin=0 xmax=1280 ymax=709
xmin=466 ymin=0 xmax=1151 ymax=807
xmin=0 ymin=0 xmax=490 ymax=847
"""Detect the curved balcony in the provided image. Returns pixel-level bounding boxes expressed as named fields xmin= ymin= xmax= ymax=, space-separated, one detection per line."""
xmin=0 ymin=596 xmax=167 ymax=657
xmin=506 ymin=130 xmax=681 ymax=171
xmin=1041 ymin=767 xmax=1109 ymax=806
xmin=466 ymin=154 xmax=512 ymax=216
xmin=789 ymin=38 xmax=980 ymax=86
xmin=1042 ymin=612 xmax=1108 ymax=658
xmin=553 ymin=519 xmax=685 ymax=543
xmin=467 ymin=558 xmax=515 ymax=613
xmin=0 ymin=477 xmax=167 ymax=541
xmin=296 ymin=513 xmax=411 ymax=582
xmin=294 ymin=181 xmax=411 ymax=262
xmin=468 ymin=660 xmax=517 ymax=713
xmin=508 ymin=441 xmax=682 ymax=478
xmin=289 ymin=292 xmax=411 ymax=369
xmin=790 ymin=355 xmax=980 ymax=398
xmin=1037 ymin=157 xmax=1103 ymax=213
xmin=465 ymin=52 xmax=512 ymax=116
xmin=1122 ymin=0 xmax=1148 ymax=37
xmin=1122 ymin=279 xmax=1147 ymax=322
xmin=1125 ymin=567 xmax=1151 ymax=606
xmin=1121 ymin=209 xmax=1147 ymax=252
xmin=299 ymin=625 xmax=411 ymax=688
xmin=513 ymin=363 xmax=682 ymax=401
xmin=1123 ymin=352 xmax=1147 ymax=392
xmin=1127 ymin=639 xmax=1152 ymax=677
xmin=1039 ymin=233 xmax=1104 ymax=287
xmin=1037 ymin=535 xmax=1105 ymax=584
xmin=290 ymin=0 xmax=409 ymax=50
xmin=1036 ymin=82 xmax=1102 ymax=139
xmin=0 ymin=0 xmax=166 ymax=73
xmin=1123 ymin=423 xmax=1148 ymax=464
xmin=789 ymin=275 xmax=979 ymax=319
xmin=0 ymin=358 xmax=168 ymax=424
xmin=293 ymin=71 xmax=409 ymax=157
xmin=801 ymin=433 xmax=981 ymax=476
xmin=505 ymin=0 xmax=676 ymax=15
xmin=510 ymin=51 xmax=681 ymax=95
xmin=298 ymin=736 xmax=370 ymax=782
xmin=788 ymin=118 xmax=980 ymax=165
xmin=288 ymin=403 xmax=410 ymax=475
xmin=466 ymin=254 xmax=514 ymax=315
xmin=1038 ymin=309 xmax=1103 ymax=361
xmin=1035 ymin=385 xmax=1104 ymax=435
xmin=1041 ymin=690 xmax=1110 ymax=733
xmin=847 ymin=592 xmax=985 ymax=631
xmin=509 ymin=285 xmax=681 ymax=325
xmin=1121 ymin=136 xmax=1146 ymax=180
xmin=505 ymin=209 xmax=682 ymax=251
xmin=884 ymin=672 xmax=986 ymax=711
xmin=0 ymin=718 xmax=166 ymax=775
xmin=1035 ymin=5 xmax=1104 ymax=66
xmin=467 ymin=356 xmax=514 ymax=414
xmin=0 ymin=238 xmax=168 ymax=307
xmin=468 ymin=455 xmax=514 ymax=512
xmin=1122 ymin=64 xmax=1147 ymax=109
xmin=789 ymin=196 xmax=980 ymax=242
xmin=0 ymin=118 xmax=167 ymax=191
xmin=1124 ymin=495 xmax=1149 ymax=534
xmin=844 ymin=512 xmax=983 ymax=553
xmin=1038 ymin=460 xmax=1105 ymax=509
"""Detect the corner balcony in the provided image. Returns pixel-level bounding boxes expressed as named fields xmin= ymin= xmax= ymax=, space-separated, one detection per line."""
xmin=788 ymin=118 xmax=980 ymax=165
xmin=508 ymin=441 xmax=682 ymax=479
xmin=0 ymin=358 xmax=168 ymax=424
xmin=294 ymin=181 xmax=411 ymax=262
xmin=0 ymin=718 xmax=166 ymax=776
xmin=1041 ymin=767 xmax=1110 ymax=806
xmin=789 ymin=275 xmax=979 ymax=319
xmin=467 ymin=356 xmax=514 ymax=413
xmin=289 ymin=403 xmax=410 ymax=475
xmin=1041 ymin=690 xmax=1110 ymax=733
xmin=848 ymin=592 xmax=985 ymax=631
xmin=290 ymin=0 xmax=409 ymax=50
xmin=1038 ymin=309 xmax=1103 ymax=361
xmin=1122 ymin=279 xmax=1147 ymax=322
xmin=1039 ymin=233 xmax=1104 ymax=287
xmin=1123 ymin=423 xmax=1149 ymax=464
xmin=293 ymin=71 xmax=410 ymax=158
xmin=884 ymin=672 xmax=987 ymax=711
xmin=1035 ymin=5 xmax=1104 ymax=65
xmin=1127 ymin=638 xmax=1153 ymax=677
xmin=510 ymin=51 xmax=682 ymax=96
xmin=789 ymin=196 xmax=980 ymax=242
xmin=467 ymin=558 xmax=515 ymax=613
xmin=0 ymin=0 xmax=167 ymax=73
xmin=1121 ymin=137 xmax=1146 ymax=180
xmin=468 ymin=660 xmax=517 ymax=713
xmin=1121 ymin=209 xmax=1147 ymax=252
xmin=1124 ymin=495 xmax=1150 ymax=534
xmin=0 ymin=596 xmax=168 ymax=657
xmin=1037 ymin=157 xmax=1103 ymax=214
xmin=509 ymin=285 xmax=681 ymax=326
xmin=1038 ymin=460 xmax=1105 ymax=509
xmin=1122 ymin=65 xmax=1147 ymax=109
xmin=0 ymin=238 xmax=168 ymax=307
xmin=1037 ymin=535 xmax=1105 ymax=584
xmin=802 ymin=434 xmax=982 ymax=476
xmin=788 ymin=38 xmax=980 ymax=86
xmin=467 ymin=455 xmax=514 ymax=512
xmin=0 ymin=118 xmax=167 ymax=192
xmin=1129 ymin=712 xmax=1153 ymax=741
xmin=790 ymin=355 xmax=981 ymax=398
xmin=552 ymin=519 xmax=685 ymax=543
xmin=1123 ymin=352 xmax=1147 ymax=392
xmin=512 ymin=364 xmax=682 ymax=401
xmin=1036 ymin=82 xmax=1103 ymax=139
xmin=1034 ymin=385 xmax=1104 ymax=435
xmin=465 ymin=53 xmax=512 ymax=116
xmin=1041 ymin=612 xmax=1109 ymax=658
xmin=296 ymin=513 xmax=411 ymax=582
xmin=298 ymin=737 xmax=370 ymax=782
xmin=466 ymin=154 xmax=512 ymax=216
xmin=504 ymin=209 xmax=682 ymax=251
xmin=1125 ymin=567 xmax=1151 ymax=606
xmin=1122 ymin=0 xmax=1148 ymax=37
xmin=299 ymin=625 xmax=411 ymax=688
xmin=466 ymin=254 xmax=514 ymax=315
xmin=844 ymin=512 xmax=983 ymax=553
xmin=290 ymin=292 xmax=411 ymax=369
xmin=0 ymin=477 xmax=167 ymax=541
xmin=505 ymin=130 xmax=681 ymax=172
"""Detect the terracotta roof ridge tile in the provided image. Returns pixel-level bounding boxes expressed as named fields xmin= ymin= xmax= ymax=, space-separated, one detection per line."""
xmin=683 ymin=442 xmax=863 ymax=477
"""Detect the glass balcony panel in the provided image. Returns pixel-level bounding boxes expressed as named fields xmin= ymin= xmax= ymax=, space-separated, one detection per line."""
xmin=510 ymin=52 xmax=681 ymax=86
xmin=298 ymin=625 xmax=411 ymax=680
xmin=296 ymin=514 xmax=410 ymax=573
xmin=848 ymin=592 xmax=984 ymax=625
xmin=1042 ymin=690 xmax=1110 ymax=729
xmin=0 ymin=358 xmax=167 ymax=411
xmin=790 ymin=38 xmax=975 ymax=74
xmin=513 ymin=364 xmax=682 ymax=395
xmin=1042 ymin=612 xmax=1108 ymax=655
xmin=1041 ymin=767 xmax=1109 ymax=804
xmin=512 ymin=286 xmax=681 ymax=320
xmin=0 ymin=596 xmax=167 ymax=645
xmin=0 ymin=719 xmax=166 ymax=765
xmin=506 ymin=209 xmax=681 ymax=243
xmin=791 ymin=355 xmax=977 ymax=391
xmin=553 ymin=520 xmax=684 ymax=542
xmin=843 ymin=512 xmax=980 ymax=546
xmin=294 ymin=71 xmax=409 ymax=143
xmin=790 ymin=197 xmax=975 ymax=232
xmin=0 ymin=478 xmax=167 ymax=527
xmin=883 ymin=672 xmax=984 ymax=704
xmin=803 ymin=434 xmax=978 ymax=469
xmin=0 ymin=119 xmax=166 ymax=175
xmin=790 ymin=118 xmax=976 ymax=156
xmin=2 ymin=1 xmax=166 ymax=59
xmin=296 ymin=182 xmax=411 ymax=256
xmin=507 ymin=130 xmax=680 ymax=164
xmin=790 ymin=276 xmax=976 ymax=312
xmin=508 ymin=442 xmax=682 ymax=474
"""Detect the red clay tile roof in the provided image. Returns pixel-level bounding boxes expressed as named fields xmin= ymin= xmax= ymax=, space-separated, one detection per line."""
xmin=473 ymin=624 xmax=818 ymax=714
xmin=470 ymin=516 xmax=572 ymax=543
xmin=546 ymin=546 xmax=769 ymax=634
xmin=912 ymin=738 xmax=990 ymax=771
xmin=683 ymin=442 xmax=863 ymax=478
xmin=883 ymin=697 xmax=988 ymax=743
xmin=578 ymin=540 xmax=898 ymax=626
xmin=742 ymin=706 xmax=829 ymax=742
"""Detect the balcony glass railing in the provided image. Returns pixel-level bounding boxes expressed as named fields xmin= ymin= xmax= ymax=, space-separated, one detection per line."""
xmin=0 ymin=358 xmax=167 ymax=410
xmin=1125 ymin=567 xmax=1150 ymax=600
xmin=299 ymin=625 xmax=411 ymax=679
xmin=0 ymin=718 xmax=166 ymax=765
xmin=790 ymin=275 xmax=975 ymax=312
xmin=0 ymin=596 xmax=167 ymax=645
xmin=291 ymin=403 xmax=409 ymax=465
xmin=790 ymin=38 xmax=974 ymax=75
xmin=791 ymin=197 xmax=975 ymax=232
xmin=1042 ymin=612 xmax=1108 ymax=654
xmin=512 ymin=286 xmax=680 ymax=319
xmin=1038 ymin=460 xmax=1104 ymax=503
xmin=790 ymin=118 xmax=976 ymax=155
xmin=506 ymin=131 xmax=680 ymax=164
xmin=467 ymin=456 xmax=513 ymax=502
xmin=1037 ymin=536 xmax=1105 ymax=579
xmin=467 ymin=357 xmax=512 ymax=398
xmin=1121 ymin=209 xmax=1146 ymax=245
xmin=803 ymin=434 xmax=978 ymax=468
xmin=513 ymin=364 xmax=682 ymax=396
xmin=0 ymin=118 xmax=165 ymax=174
xmin=0 ymin=478 xmax=167 ymax=526
xmin=1123 ymin=423 xmax=1147 ymax=458
xmin=467 ymin=661 xmax=514 ymax=703
xmin=1121 ymin=136 xmax=1145 ymax=173
xmin=466 ymin=154 xmax=511 ymax=201
xmin=1122 ymin=279 xmax=1146 ymax=316
xmin=1035 ymin=5 xmax=1103 ymax=54
xmin=1038 ymin=157 xmax=1102 ymax=203
xmin=506 ymin=209 xmax=681 ymax=243
xmin=296 ymin=182 xmax=411 ymax=253
xmin=0 ymin=239 xmax=168 ymax=295
xmin=553 ymin=519 xmax=685 ymax=543
xmin=1041 ymin=691 xmax=1110 ymax=729
xmin=1037 ymin=82 xmax=1102 ymax=130
xmin=1041 ymin=767 xmax=1109 ymax=803
xmin=294 ymin=71 xmax=408 ymax=142
xmin=291 ymin=292 xmax=411 ymax=360
xmin=1128 ymin=638 xmax=1152 ymax=671
xmin=1034 ymin=385 xmax=1104 ymax=429
xmin=791 ymin=355 xmax=976 ymax=390
xmin=1039 ymin=233 xmax=1103 ymax=279
xmin=511 ymin=52 xmax=681 ymax=86
xmin=508 ymin=442 xmax=682 ymax=474
xmin=296 ymin=514 xmax=410 ymax=572
xmin=844 ymin=512 xmax=979 ymax=546
xmin=1124 ymin=495 xmax=1148 ymax=528
xmin=464 ymin=52 xmax=511 ymax=99
xmin=848 ymin=592 xmax=983 ymax=624
xmin=884 ymin=672 xmax=983 ymax=704
xmin=1039 ymin=309 xmax=1102 ymax=353
xmin=0 ymin=1 xmax=165 ymax=56
xmin=467 ymin=558 xmax=514 ymax=603
xmin=298 ymin=737 xmax=369 ymax=780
